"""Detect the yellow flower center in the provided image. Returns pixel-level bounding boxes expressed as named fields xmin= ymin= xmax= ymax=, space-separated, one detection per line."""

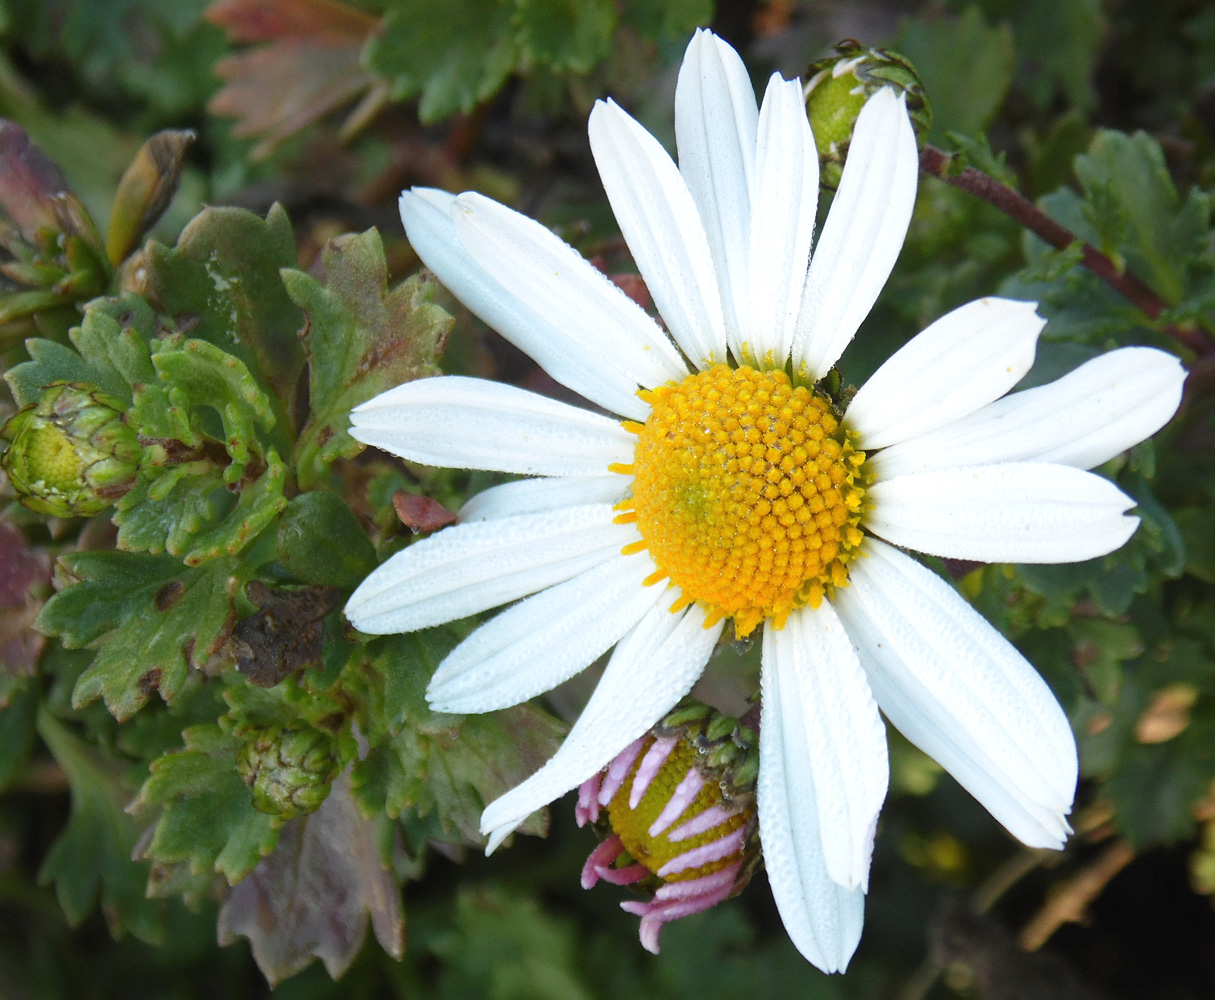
xmin=606 ymin=735 xmax=749 ymax=883
xmin=613 ymin=364 xmax=866 ymax=637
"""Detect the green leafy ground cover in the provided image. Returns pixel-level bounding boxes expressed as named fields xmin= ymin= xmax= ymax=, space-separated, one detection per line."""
xmin=1 ymin=0 xmax=1215 ymax=996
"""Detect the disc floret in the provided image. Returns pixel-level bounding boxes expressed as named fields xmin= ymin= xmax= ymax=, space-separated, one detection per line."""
xmin=613 ymin=364 xmax=867 ymax=637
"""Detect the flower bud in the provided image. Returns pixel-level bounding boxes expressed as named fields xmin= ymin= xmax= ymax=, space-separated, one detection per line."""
xmin=1 ymin=382 xmax=140 ymax=517
xmin=235 ymin=722 xmax=341 ymax=819
xmin=576 ymin=701 xmax=759 ymax=953
xmin=804 ymin=40 xmax=932 ymax=189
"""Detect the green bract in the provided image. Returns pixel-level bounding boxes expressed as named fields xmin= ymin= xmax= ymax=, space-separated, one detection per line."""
xmin=235 ymin=722 xmax=342 ymax=819
xmin=1 ymin=381 xmax=139 ymax=517
xmin=804 ymin=42 xmax=932 ymax=189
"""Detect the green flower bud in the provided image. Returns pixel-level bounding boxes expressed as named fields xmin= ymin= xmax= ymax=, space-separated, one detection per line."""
xmin=235 ymin=722 xmax=341 ymax=819
xmin=1 ymin=382 xmax=140 ymax=517
xmin=804 ymin=40 xmax=933 ymax=189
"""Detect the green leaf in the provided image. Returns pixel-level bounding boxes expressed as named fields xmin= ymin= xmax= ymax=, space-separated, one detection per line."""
xmin=144 ymin=203 xmax=304 ymax=433
xmin=959 ymin=0 xmax=1105 ymax=110
xmin=35 ymin=709 xmax=164 ymax=943
xmin=5 ymin=293 xmax=158 ymax=408
xmin=178 ymin=451 xmax=287 ymax=566
xmin=134 ymin=722 xmax=282 ymax=884
xmin=281 ymin=229 xmax=450 ymax=488
xmin=0 ymin=684 xmax=38 ymax=790
xmin=1106 ymin=714 xmax=1215 ymax=847
xmin=425 ymin=885 xmax=594 ymax=1000
xmin=515 ymin=0 xmax=616 ymax=73
xmin=1071 ymin=130 xmax=1213 ymax=306
xmin=151 ymin=336 xmax=278 ymax=484
xmin=365 ymin=0 xmax=518 ymax=124
xmin=896 ymin=8 xmax=1015 ymax=141
xmin=36 ymin=551 xmax=246 ymax=721
xmin=350 ymin=632 xmax=567 ymax=845
xmin=624 ymin=0 xmax=711 ymax=40
xmin=276 ymin=491 xmax=377 ymax=590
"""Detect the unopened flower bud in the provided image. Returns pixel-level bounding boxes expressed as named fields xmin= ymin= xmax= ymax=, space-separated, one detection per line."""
xmin=235 ymin=722 xmax=341 ymax=819
xmin=576 ymin=701 xmax=759 ymax=954
xmin=804 ymin=40 xmax=932 ymax=189
xmin=1 ymin=382 xmax=139 ymax=517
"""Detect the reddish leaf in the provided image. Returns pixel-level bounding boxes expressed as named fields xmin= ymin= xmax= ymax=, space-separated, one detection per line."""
xmin=0 ymin=519 xmax=51 ymax=692
xmin=392 ymin=491 xmax=457 ymax=534
xmin=206 ymin=0 xmax=381 ymax=160
xmin=217 ymin=773 xmax=404 ymax=985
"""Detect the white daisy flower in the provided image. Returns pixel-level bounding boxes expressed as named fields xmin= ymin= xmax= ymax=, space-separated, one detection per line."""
xmin=345 ymin=29 xmax=1185 ymax=973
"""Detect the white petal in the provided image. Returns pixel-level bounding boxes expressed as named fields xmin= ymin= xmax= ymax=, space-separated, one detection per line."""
xmin=589 ymin=99 xmax=727 ymax=368
xmin=793 ymin=88 xmax=918 ymax=376
xmin=427 ymin=553 xmax=662 ymax=713
xmin=675 ymin=29 xmax=759 ymax=354
xmin=458 ymin=475 xmax=630 ymax=522
xmin=758 ymin=635 xmax=865 ymax=974
xmin=400 ymin=189 xmax=653 ymax=419
xmin=479 ymin=601 xmax=723 ymax=852
xmin=352 ymin=376 xmax=635 ymax=476
xmin=834 ymin=538 xmax=1077 ymax=847
xmin=870 ymin=347 xmax=1187 ymax=479
xmin=344 ymin=505 xmax=632 ymax=633
xmin=846 ymin=298 xmax=1044 ymax=449
xmin=746 ymin=73 xmax=819 ymax=364
xmin=762 ymin=603 xmax=888 ymax=892
xmin=452 ymin=192 xmax=688 ymax=395
xmin=867 ymin=462 xmax=1139 ymax=564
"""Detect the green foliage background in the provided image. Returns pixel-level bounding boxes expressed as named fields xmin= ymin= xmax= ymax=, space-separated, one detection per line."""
xmin=1 ymin=0 xmax=1215 ymax=997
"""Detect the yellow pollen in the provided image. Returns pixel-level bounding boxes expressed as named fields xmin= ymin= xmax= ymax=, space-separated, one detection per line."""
xmin=619 ymin=364 xmax=866 ymax=637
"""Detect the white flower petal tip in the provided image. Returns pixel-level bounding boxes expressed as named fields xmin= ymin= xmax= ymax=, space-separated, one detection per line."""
xmin=425 ymin=553 xmax=660 ymax=714
xmin=399 ymin=187 xmax=666 ymax=421
xmin=871 ymin=346 xmax=1187 ymax=479
xmin=343 ymin=504 xmax=630 ymax=635
xmin=834 ymin=539 xmax=1079 ymax=849
xmin=451 ymin=191 xmax=687 ymax=396
xmin=675 ymin=28 xmax=759 ymax=353
xmin=746 ymin=72 xmax=819 ymax=364
xmin=477 ymin=601 xmax=724 ymax=856
xmin=793 ymin=86 xmax=919 ymax=376
xmin=763 ymin=606 xmax=888 ymax=894
xmin=867 ymin=462 xmax=1141 ymax=565
xmin=349 ymin=376 xmax=635 ymax=477
xmin=847 ymin=298 xmax=1045 ymax=450
xmin=759 ymin=636 xmax=866 ymax=972
xmin=588 ymin=98 xmax=726 ymax=369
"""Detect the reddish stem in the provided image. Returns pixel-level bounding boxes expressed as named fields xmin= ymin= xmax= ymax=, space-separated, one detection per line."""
xmin=919 ymin=145 xmax=1214 ymax=358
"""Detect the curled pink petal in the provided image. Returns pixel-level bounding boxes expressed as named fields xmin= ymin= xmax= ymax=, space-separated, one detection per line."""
xmin=595 ymin=862 xmax=650 ymax=885
xmin=599 ymin=736 xmax=647 ymax=806
xmin=581 ymin=834 xmax=624 ymax=889
xmin=630 ymin=736 xmax=678 ymax=808
xmin=657 ymin=826 xmax=746 ymax=878
xmin=653 ymin=861 xmax=740 ymax=902
xmin=620 ymin=887 xmax=737 ymax=954
xmin=668 ymin=803 xmax=733 ymax=842
xmin=648 ymin=767 xmax=705 ymax=837
xmin=576 ymin=774 xmax=602 ymax=827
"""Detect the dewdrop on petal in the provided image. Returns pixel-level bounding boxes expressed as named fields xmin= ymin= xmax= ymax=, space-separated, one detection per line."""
xmin=576 ymin=701 xmax=760 ymax=954
xmin=804 ymin=40 xmax=932 ymax=188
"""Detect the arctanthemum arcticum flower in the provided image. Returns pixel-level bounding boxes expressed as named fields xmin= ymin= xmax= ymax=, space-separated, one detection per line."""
xmin=344 ymin=29 xmax=1185 ymax=973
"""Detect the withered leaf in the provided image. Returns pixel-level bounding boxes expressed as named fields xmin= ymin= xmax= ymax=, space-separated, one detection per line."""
xmin=229 ymin=581 xmax=342 ymax=687
xmin=217 ymin=773 xmax=404 ymax=985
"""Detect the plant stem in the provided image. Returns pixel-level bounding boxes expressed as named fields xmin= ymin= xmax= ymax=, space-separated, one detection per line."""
xmin=919 ymin=145 xmax=1215 ymax=358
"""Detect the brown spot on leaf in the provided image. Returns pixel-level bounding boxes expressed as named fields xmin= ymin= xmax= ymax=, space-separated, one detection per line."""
xmin=392 ymin=491 xmax=456 ymax=534
xmin=139 ymin=667 xmax=163 ymax=696
xmin=228 ymin=581 xmax=342 ymax=687
xmin=154 ymin=579 xmax=185 ymax=611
